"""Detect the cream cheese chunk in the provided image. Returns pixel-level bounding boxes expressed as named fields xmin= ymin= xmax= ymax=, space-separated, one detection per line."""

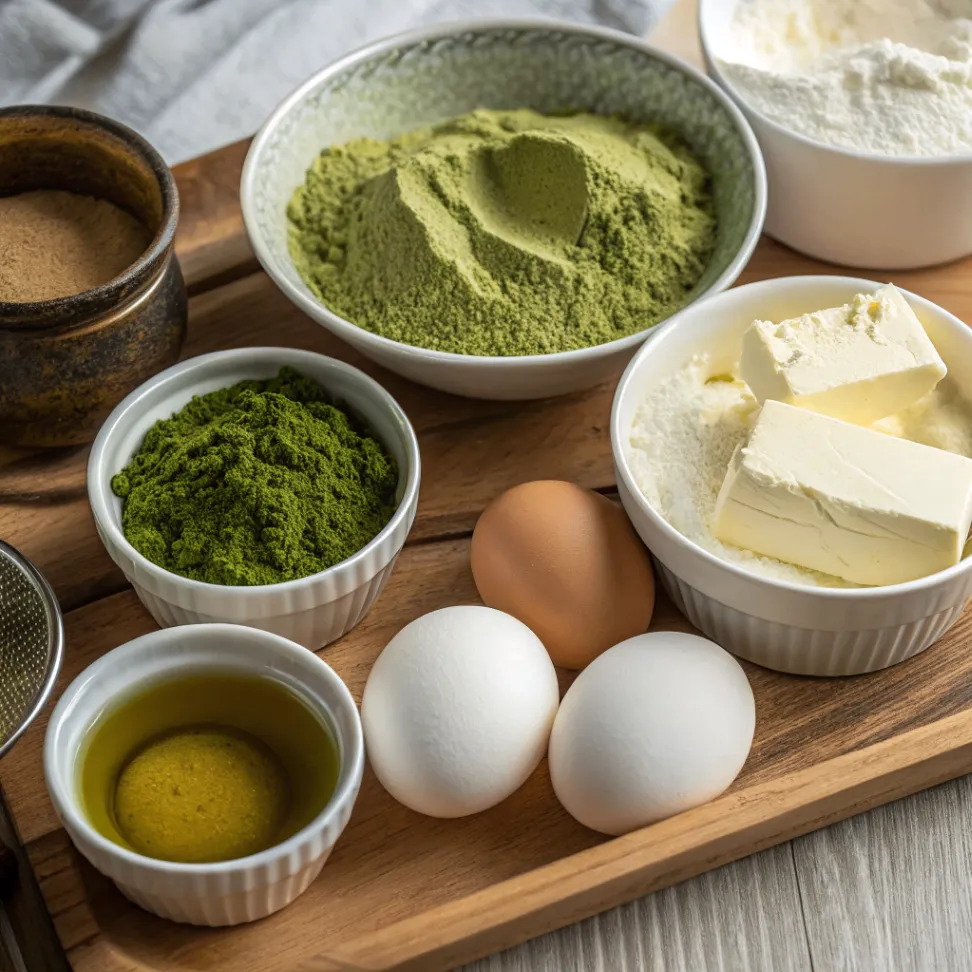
xmin=740 ymin=285 xmax=946 ymax=425
xmin=713 ymin=400 xmax=972 ymax=586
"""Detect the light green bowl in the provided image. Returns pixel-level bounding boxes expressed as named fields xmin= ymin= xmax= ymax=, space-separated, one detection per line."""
xmin=242 ymin=19 xmax=767 ymax=400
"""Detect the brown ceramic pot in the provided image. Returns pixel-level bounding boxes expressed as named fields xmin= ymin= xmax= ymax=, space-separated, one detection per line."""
xmin=0 ymin=106 xmax=187 ymax=447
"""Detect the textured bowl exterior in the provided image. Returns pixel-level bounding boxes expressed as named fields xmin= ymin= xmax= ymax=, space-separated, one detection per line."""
xmin=699 ymin=0 xmax=972 ymax=270
xmin=116 ymin=857 xmax=329 ymax=926
xmin=121 ymin=558 xmax=399 ymax=649
xmin=654 ymin=559 xmax=971 ymax=677
xmin=64 ymin=814 xmax=343 ymax=926
xmin=611 ymin=275 xmax=972 ymax=677
xmin=241 ymin=19 xmax=766 ymax=400
xmin=44 ymin=624 xmax=365 ymax=926
xmin=88 ymin=348 xmax=420 ymax=649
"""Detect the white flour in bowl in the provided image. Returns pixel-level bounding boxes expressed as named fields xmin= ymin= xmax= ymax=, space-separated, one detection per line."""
xmin=718 ymin=0 xmax=972 ymax=156
xmin=626 ymin=353 xmax=972 ymax=587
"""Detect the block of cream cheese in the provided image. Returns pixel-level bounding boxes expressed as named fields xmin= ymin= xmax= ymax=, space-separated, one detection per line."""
xmin=740 ymin=285 xmax=946 ymax=425
xmin=713 ymin=400 xmax=972 ymax=586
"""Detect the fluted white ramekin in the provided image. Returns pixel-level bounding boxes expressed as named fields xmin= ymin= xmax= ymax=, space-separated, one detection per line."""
xmin=88 ymin=347 xmax=420 ymax=649
xmin=44 ymin=623 xmax=364 ymax=926
xmin=612 ymin=276 xmax=972 ymax=676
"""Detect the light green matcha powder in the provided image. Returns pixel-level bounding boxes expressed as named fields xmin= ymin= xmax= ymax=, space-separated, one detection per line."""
xmin=287 ymin=109 xmax=716 ymax=357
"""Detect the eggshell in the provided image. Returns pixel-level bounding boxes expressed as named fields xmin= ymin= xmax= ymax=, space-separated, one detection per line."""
xmin=548 ymin=632 xmax=755 ymax=836
xmin=361 ymin=605 xmax=560 ymax=818
xmin=470 ymin=480 xmax=655 ymax=669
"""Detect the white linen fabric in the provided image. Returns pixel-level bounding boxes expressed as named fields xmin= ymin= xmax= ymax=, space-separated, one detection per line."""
xmin=0 ymin=0 xmax=669 ymax=162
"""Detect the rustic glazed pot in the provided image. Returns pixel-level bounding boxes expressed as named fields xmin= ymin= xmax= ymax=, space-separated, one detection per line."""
xmin=0 ymin=106 xmax=186 ymax=447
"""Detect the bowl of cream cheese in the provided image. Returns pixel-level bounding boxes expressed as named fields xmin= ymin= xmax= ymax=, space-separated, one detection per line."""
xmin=611 ymin=274 xmax=972 ymax=676
xmin=699 ymin=0 xmax=972 ymax=269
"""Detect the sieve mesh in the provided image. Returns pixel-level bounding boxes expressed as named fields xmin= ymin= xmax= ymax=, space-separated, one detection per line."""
xmin=0 ymin=542 xmax=63 ymax=758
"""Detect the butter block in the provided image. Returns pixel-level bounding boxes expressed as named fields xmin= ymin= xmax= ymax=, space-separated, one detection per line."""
xmin=740 ymin=285 xmax=946 ymax=425
xmin=713 ymin=400 xmax=972 ymax=585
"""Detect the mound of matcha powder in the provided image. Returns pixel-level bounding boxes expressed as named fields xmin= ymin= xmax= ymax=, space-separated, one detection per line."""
xmin=111 ymin=368 xmax=399 ymax=586
xmin=287 ymin=109 xmax=716 ymax=357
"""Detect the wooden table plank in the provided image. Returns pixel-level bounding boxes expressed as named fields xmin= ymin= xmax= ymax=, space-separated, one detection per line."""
xmin=9 ymin=521 xmax=972 ymax=969
xmin=464 ymin=844 xmax=811 ymax=972
xmin=172 ymin=138 xmax=257 ymax=294
xmin=0 ymin=790 xmax=70 ymax=972
xmin=793 ymin=777 xmax=972 ymax=971
xmin=5 ymin=237 xmax=972 ymax=614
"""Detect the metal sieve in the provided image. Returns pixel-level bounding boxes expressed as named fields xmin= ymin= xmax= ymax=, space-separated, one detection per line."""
xmin=0 ymin=541 xmax=63 ymax=759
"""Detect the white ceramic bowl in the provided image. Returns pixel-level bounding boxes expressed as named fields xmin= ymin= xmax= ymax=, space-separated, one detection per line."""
xmin=612 ymin=275 xmax=972 ymax=676
xmin=241 ymin=18 xmax=766 ymax=400
xmin=88 ymin=347 xmax=420 ymax=649
xmin=44 ymin=623 xmax=364 ymax=926
xmin=699 ymin=0 xmax=972 ymax=270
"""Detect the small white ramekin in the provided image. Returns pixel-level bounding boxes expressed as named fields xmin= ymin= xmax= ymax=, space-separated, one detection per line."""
xmin=88 ymin=347 xmax=420 ymax=649
xmin=44 ymin=623 xmax=364 ymax=926
xmin=699 ymin=0 xmax=972 ymax=270
xmin=612 ymin=275 xmax=972 ymax=677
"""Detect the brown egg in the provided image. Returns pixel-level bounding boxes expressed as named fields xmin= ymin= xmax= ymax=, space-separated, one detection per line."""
xmin=470 ymin=480 xmax=655 ymax=670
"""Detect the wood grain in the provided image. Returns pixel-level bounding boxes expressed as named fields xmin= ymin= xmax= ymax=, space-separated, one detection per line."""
xmin=6 ymin=238 xmax=972 ymax=614
xmin=0 ymin=270 xmax=612 ymax=611
xmin=464 ymin=844 xmax=811 ymax=972
xmin=311 ymin=707 xmax=972 ymax=972
xmin=793 ymin=777 xmax=972 ymax=971
xmin=6 ymin=531 xmax=972 ymax=970
xmin=172 ymin=139 xmax=257 ymax=293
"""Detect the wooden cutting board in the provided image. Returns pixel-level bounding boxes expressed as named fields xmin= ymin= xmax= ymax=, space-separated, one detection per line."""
xmin=7 ymin=3 xmax=972 ymax=970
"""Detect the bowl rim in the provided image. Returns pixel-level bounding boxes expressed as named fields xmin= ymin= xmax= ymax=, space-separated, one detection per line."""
xmin=0 ymin=104 xmax=180 ymax=324
xmin=240 ymin=16 xmax=768 ymax=367
xmin=43 ymin=622 xmax=364 ymax=877
xmin=697 ymin=0 xmax=972 ymax=168
xmin=610 ymin=273 xmax=972 ymax=601
xmin=86 ymin=346 xmax=421 ymax=597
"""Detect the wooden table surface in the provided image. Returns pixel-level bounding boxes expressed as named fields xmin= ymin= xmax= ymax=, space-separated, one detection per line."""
xmin=3 ymin=2 xmax=972 ymax=969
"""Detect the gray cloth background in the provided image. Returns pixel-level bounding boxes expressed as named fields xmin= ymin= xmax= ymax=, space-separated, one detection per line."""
xmin=0 ymin=0 xmax=670 ymax=163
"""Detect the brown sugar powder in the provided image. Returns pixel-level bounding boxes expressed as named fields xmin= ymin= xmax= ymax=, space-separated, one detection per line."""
xmin=0 ymin=190 xmax=152 ymax=303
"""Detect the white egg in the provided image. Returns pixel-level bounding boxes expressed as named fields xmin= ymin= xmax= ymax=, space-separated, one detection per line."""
xmin=361 ymin=605 xmax=560 ymax=818
xmin=549 ymin=631 xmax=755 ymax=836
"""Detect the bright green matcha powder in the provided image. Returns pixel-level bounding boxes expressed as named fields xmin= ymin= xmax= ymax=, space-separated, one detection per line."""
xmin=111 ymin=368 xmax=398 ymax=586
xmin=287 ymin=109 xmax=716 ymax=357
